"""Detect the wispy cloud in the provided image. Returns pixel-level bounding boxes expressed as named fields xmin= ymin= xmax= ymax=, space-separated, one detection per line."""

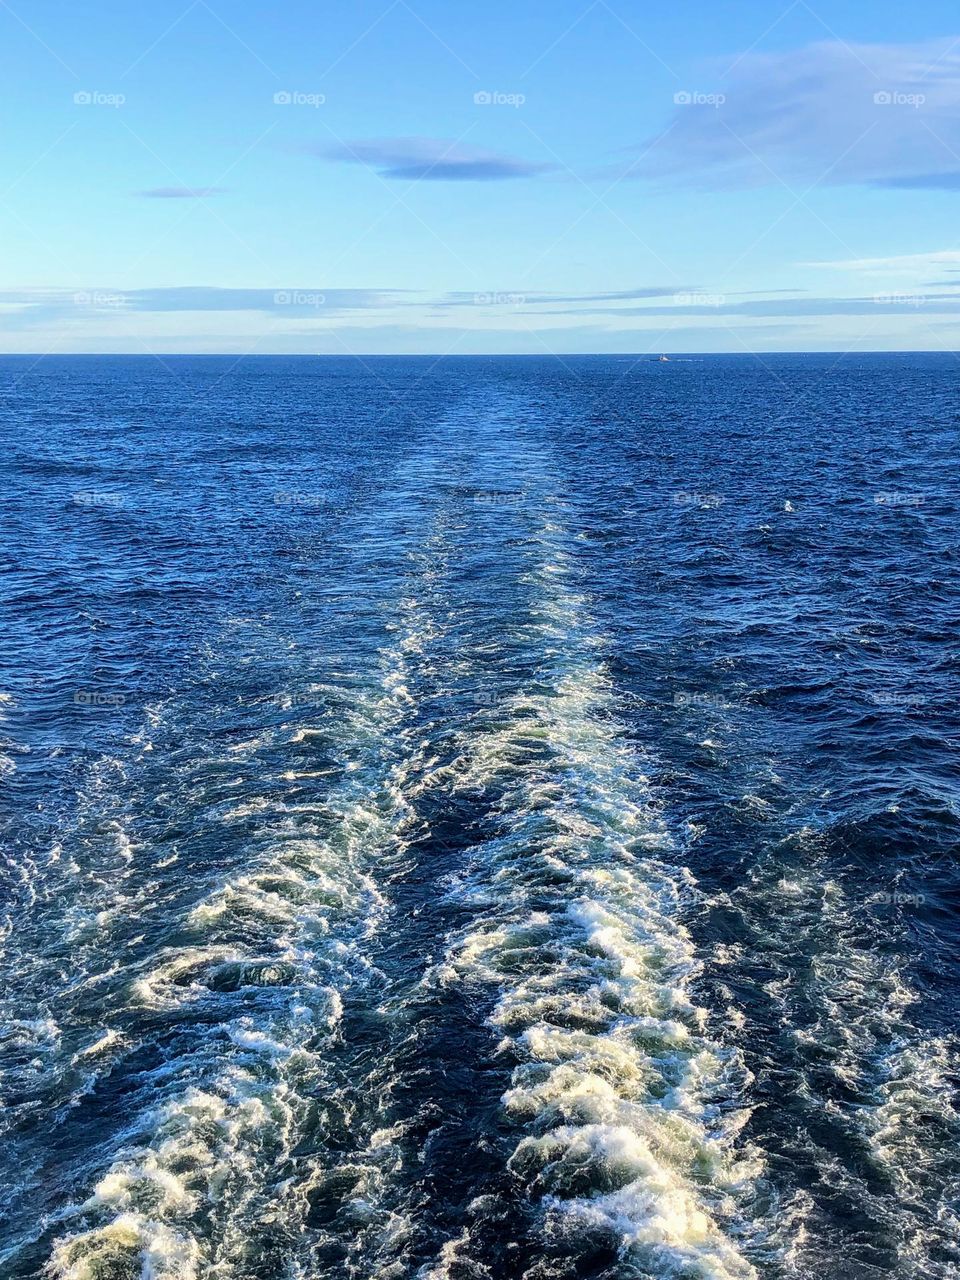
xmin=434 ymin=286 xmax=688 ymax=307
xmin=878 ymin=173 xmax=960 ymax=190
xmin=536 ymin=296 xmax=960 ymax=318
xmin=118 ymin=287 xmax=398 ymax=311
xmin=0 ymin=286 xmax=405 ymax=324
xmin=629 ymin=38 xmax=960 ymax=191
xmin=315 ymin=136 xmax=554 ymax=180
xmin=136 ymin=186 xmax=230 ymax=198
xmin=801 ymin=249 xmax=960 ymax=274
xmin=5 ymin=285 xmax=939 ymax=345
xmin=0 ymin=285 xmax=864 ymax=332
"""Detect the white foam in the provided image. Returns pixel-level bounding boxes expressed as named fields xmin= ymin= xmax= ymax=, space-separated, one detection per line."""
xmin=71 ymin=1029 xmax=122 ymax=1063
xmin=47 ymin=602 xmax=436 ymax=1279
xmin=425 ymin=527 xmax=765 ymax=1277
xmin=50 ymin=1213 xmax=201 ymax=1280
xmin=719 ymin=838 xmax=960 ymax=1274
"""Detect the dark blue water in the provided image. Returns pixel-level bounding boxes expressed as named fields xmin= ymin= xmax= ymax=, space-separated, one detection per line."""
xmin=0 ymin=354 xmax=958 ymax=1280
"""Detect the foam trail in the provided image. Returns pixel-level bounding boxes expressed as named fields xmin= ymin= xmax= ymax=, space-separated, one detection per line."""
xmin=45 ymin=594 xmax=432 ymax=1280
xmin=424 ymin=521 xmax=770 ymax=1279
xmin=714 ymin=840 xmax=960 ymax=1277
xmin=865 ymin=1032 xmax=960 ymax=1273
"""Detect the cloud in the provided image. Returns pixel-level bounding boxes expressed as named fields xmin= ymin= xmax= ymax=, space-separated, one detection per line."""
xmin=137 ymin=187 xmax=229 ymax=198
xmin=448 ymin=284 xmax=808 ymax=303
xmin=316 ymin=136 xmax=554 ymax=180
xmin=517 ymin=286 xmax=687 ymax=303
xmin=0 ymin=319 xmax=824 ymax=357
xmin=225 ymin=319 xmax=816 ymax=356
xmin=3 ymin=286 xmax=926 ymax=333
xmin=0 ymin=286 xmax=405 ymax=323
xmin=876 ymin=172 xmax=960 ymax=190
xmin=120 ymin=287 xmax=398 ymax=312
xmin=801 ymin=249 xmax=960 ymax=274
xmin=632 ymin=38 xmax=960 ymax=191
xmin=536 ymin=295 xmax=960 ymax=318
xmin=432 ymin=286 xmax=689 ymax=308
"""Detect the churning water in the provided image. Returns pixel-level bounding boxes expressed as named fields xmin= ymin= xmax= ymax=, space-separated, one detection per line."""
xmin=0 ymin=354 xmax=957 ymax=1279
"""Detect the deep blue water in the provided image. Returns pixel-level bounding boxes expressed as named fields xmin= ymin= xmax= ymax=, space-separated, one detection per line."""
xmin=0 ymin=353 xmax=958 ymax=1280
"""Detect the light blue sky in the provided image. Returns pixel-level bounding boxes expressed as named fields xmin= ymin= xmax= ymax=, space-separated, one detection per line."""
xmin=4 ymin=0 xmax=960 ymax=353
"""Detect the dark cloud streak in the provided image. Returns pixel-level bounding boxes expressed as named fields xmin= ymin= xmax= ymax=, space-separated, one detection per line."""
xmin=312 ymin=136 xmax=554 ymax=181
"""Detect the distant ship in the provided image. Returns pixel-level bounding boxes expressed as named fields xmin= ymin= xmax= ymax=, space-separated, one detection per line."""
xmin=658 ymin=354 xmax=670 ymax=362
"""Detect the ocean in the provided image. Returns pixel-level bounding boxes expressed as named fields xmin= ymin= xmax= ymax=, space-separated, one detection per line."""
xmin=0 ymin=353 xmax=957 ymax=1280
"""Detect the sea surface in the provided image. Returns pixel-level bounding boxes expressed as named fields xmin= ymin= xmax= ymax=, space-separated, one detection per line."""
xmin=0 ymin=353 xmax=958 ymax=1280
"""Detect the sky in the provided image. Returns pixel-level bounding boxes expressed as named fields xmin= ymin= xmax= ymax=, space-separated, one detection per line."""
xmin=4 ymin=0 xmax=960 ymax=354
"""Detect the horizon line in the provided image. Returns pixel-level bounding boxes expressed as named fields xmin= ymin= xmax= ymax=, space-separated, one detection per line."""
xmin=0 ymin=349 xmax=956 ymax=359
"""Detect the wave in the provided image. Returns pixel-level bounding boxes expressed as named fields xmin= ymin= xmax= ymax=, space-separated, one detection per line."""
xmin=702 ymin=815 xmax=960 ymax=1278
xmin=421 ymin=525 xmax=772 ymax=1279
xmin=45 ymin=597 xmax=434 ymax=1280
